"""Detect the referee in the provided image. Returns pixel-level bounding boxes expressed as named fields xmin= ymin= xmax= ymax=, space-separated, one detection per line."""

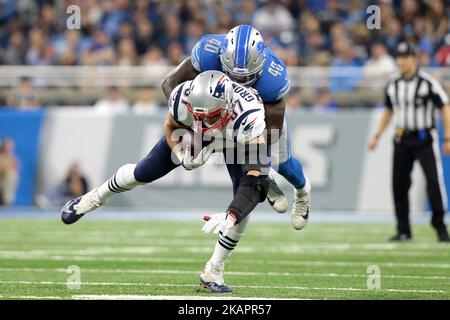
xmin=368 ymin=42 xmax=450 ymax=242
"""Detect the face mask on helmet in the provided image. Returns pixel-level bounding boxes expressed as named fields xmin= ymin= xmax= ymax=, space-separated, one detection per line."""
xmin=188 ymin=105 xmax=233 ymax=133
xmin=224 ymin=68 xmax=262 ymax=86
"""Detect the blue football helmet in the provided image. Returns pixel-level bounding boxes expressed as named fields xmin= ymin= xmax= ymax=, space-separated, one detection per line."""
xmin=220 ymin=25 xmax=268 ymax=86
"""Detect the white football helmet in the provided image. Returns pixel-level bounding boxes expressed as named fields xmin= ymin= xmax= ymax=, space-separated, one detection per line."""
xmin=187 ymin=70 xmax=234 ymax=133
xmin=220 ymin=25 xmax=267 ymax=86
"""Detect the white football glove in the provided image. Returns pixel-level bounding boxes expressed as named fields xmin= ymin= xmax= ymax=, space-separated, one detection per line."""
xmin=176 ymin=142 xmax=215 ymax=171
xmin=202 ymin=212 xmax=237 ymax=237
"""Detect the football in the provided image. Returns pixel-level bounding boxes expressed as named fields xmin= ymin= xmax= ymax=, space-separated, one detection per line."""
xmin=180 ymin=129 xmax=203 ymax=158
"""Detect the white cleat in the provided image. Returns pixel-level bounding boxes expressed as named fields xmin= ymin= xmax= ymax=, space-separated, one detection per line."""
xmin=291 ymin=178 xmax=311 ymax=230
xmin=266 ymin=176 xmax=288 ymax=213
xmin=61 ymin=189 xmax=103 ymax=225
xmin=199 ymin=261 xmax=232 ymax=293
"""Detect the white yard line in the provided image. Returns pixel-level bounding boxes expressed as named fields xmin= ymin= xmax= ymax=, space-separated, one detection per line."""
xmin=0 ymin=280 xmax=449 ymax=294
xmin=1 ymin=245 xmax=449 ymax=258
xmin=0 ymin=295 xmax=65 ymax=300
xmin=1 ymin=238 xmax=447 ymax=251
xmin=1 ymin=267 xmax=449 ymax=281
xmin=1 ymin=253 xmax=449 ymax=269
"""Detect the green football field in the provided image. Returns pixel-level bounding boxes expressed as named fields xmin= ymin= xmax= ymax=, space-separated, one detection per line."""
xmin=0 ymin=217 xmax=449 ymax=300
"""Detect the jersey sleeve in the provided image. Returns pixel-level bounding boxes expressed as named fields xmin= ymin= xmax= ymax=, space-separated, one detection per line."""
xmin=233 ymin=109 xmax=266 ymax=145
xmin=190 ymin=35 xmax=223 ymax=72
xmin=384 ymin=83 xmax=393 ymax=110
xmin=428 ymin=77 xmax=449 ymax=109
xmin=254 ymin=51 xmax=291 ymax=103
xmin=168 ymin=83 xmax=192 ymax=127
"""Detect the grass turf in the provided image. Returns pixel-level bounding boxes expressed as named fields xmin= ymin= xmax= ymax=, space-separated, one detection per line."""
xmin=0 ymin=217 xmax=449 ymax=300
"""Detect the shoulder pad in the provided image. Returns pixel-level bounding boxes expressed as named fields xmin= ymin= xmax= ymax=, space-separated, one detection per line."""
xmin=190 ymin=34 xmax=224 ymax=72
xmin=168 ymin=82 xmax=193 ymax=127
xmin=253 ymin=49 xmax=290 ymax=102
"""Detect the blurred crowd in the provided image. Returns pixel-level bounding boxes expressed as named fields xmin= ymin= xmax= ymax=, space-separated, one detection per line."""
xmin=0 ymin=0 xmax=449 ymax=111
xmin=0 ymin=0 xmax=448 ymax=68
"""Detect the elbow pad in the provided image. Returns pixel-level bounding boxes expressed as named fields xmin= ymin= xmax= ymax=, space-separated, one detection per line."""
xmin=227 ymin=174 xmax=269 ymax=223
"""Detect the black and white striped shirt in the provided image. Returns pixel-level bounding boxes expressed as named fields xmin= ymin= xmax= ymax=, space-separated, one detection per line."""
xmin=385 ymin=70 xmax=449 ymax=131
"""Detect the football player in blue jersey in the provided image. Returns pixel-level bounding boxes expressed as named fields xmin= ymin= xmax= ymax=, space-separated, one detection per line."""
xmin=162 ymin=25 xmax=310 ymax=230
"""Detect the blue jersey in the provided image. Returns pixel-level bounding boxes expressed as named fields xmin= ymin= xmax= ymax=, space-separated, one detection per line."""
xmin=191 ymin=34 xmax=291 ymax=103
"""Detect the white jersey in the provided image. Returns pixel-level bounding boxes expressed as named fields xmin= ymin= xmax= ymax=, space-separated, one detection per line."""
xmin=168 ymin=80 xmax=266 ymax=145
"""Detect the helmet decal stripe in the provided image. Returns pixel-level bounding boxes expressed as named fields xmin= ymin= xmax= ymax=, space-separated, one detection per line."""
xmin=234 ymin=27 xmax=242 ymax=69
xmin=173 ymin=84 xmax=184 ymax=120
xmin=235 ymin=25 xmax=251 ymax=69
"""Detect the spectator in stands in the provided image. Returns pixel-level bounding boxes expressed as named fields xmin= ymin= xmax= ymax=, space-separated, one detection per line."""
xmin=45 ymin=162 xmax=89 ymax=207
xmin=117 ymin=38 xmax=138 ymax=66
xmin=423 ymin=0 xmax=448 ymax=45
xmin=94 ymin=86 xmax=129 ymax=114
xmin=0 ymin=137 xmax=19 ymax=206
xmin=328 ymin=37 xmax=363 ymax=92
xmin=0 ymin=31 xmax=26 ymax=65
xmin=52 ymin=30 xmax=85 ymax=66
xmin=7 ymin=77 xmax=40 ymax=110
xmin=141 ymin=46 xmax=168 ymax=66
xmin=167 ymin=42 xmax=185 ymax=66
xmin=134 ymin=18 xmax=155 ymax=56
xmin=25 ymin=27 xmax=47 ymax=65
xmin=364 ymin=42 xmax=397 ymax=77
xmin=311 ymin=87 xmax=339 ymax=113
xmin=158 ymin=14 xmax=184 ymax=55
xmin=285 ymin=89 xmax=305 ymax=112
xmin=86 ymin=30 xmax=116 ymax=66
xmin=252 ymin=0 xmax=294 ymax=41
xmin=435 ymin=34 xmax=450 ymax=67
xmin=185 ymin=20 xmax=205 ymax=53
xmin=233 ymin=0 xmax=257 ymax=26
xmin=132 ymin=88 xmax=160 ymax=115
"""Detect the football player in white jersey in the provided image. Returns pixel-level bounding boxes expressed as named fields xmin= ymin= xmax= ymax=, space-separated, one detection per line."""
xmin=61 ymin=71 xmax=304 ymax=293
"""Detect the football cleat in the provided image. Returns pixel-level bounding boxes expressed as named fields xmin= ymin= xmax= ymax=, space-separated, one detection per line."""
xmin=266 ymin=176 xmax=288 ymax=213
xmin=389 ymin=233 xmax=412 ymax=242
xmin=437 ymin=229 xmax=450 ymax=243
xmin=199 ymin=261 xmax=232 ymax=293
xmin=291 ymin=178 xmax=311 ymax=230
xmin=61 ymin=189 xmax=102 ymax=225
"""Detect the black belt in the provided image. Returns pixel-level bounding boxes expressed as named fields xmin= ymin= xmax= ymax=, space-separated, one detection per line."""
xmin=395 ymin=128 xmax=432 ymax=140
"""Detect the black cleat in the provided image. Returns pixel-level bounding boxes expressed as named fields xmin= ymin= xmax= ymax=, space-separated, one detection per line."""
xmin=199 ymin=277 xmax=232 ymax=293
xmin=389 ymin=233 xmax=412 ymax=242
xmin=61 ymin=197 xmax=84 ymax=225
xmin=437 ymin=230 xmax=450 ymax=243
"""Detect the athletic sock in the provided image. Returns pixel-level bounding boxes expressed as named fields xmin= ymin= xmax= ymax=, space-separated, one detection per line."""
xmin=209 ymin=217 xmax=249 ymax=265
xmin=96 ymin=163 xmax=144 ymax=202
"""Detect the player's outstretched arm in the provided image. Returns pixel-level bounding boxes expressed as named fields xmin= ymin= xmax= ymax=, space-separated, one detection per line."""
xmin=263 ymin=98 xmax=286 ymax=144
xmin=162 ymin=58 xmax=200 ymax=99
